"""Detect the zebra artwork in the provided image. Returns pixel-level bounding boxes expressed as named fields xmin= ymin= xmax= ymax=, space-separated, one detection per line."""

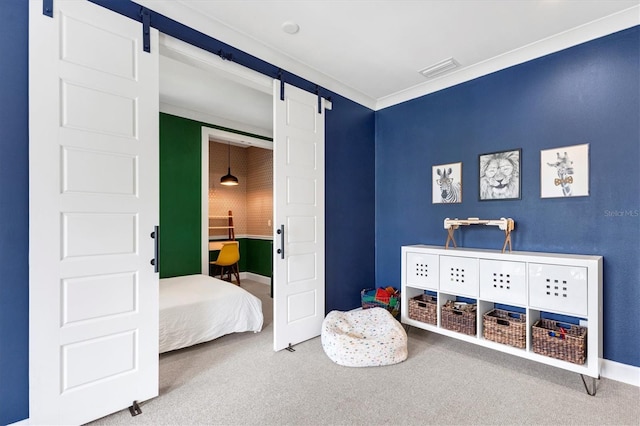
xmin=436 ymin=168 xmax=461 ymax=203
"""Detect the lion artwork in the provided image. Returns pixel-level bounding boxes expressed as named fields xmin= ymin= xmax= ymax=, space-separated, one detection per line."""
xmin=479 ymin=150 xmax=520 ymax=199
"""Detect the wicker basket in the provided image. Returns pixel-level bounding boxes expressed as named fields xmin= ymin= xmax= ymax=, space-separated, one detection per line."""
xmin=441 ymin=300 xmax=476 ymax=336
xmin=408 ymin=294 xmax=437 ymax=325
xmin=361 ymin=288 xmax=400 ymax=318
xmin=532 ymin=319 xmax=587 ymax=364
xmin=483 ymin=309 xmax=526 ymax=348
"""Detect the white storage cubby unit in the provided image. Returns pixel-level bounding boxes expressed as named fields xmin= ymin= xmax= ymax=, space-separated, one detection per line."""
xmin=401 ymin=245 xmax=602 ymax=385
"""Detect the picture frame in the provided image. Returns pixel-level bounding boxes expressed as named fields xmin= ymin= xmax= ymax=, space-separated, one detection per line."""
xmin=478 ymin=149 xmax=521 ymax=201
xmin=540 ymin=143 xmax=589 ymax=198
xmin=432 ymin=162 xmax=462 ymax=204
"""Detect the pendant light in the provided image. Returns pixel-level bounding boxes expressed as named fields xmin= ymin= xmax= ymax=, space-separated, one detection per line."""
xmin=220 ymin=142 xmax=239 ymax=186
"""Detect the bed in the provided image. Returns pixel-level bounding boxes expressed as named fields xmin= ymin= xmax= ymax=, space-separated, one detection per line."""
xmin=159 ymin=274 xmax=264 ymax=353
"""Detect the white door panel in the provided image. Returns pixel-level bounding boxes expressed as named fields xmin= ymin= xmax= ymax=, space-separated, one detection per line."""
xmin=29 ymin=1 xmax=159 ymax=424
xmin=62 ymin=147 xmax=138 ymax=195
xmin=62 ymin=272 xmax=138 ymax=324
xmin=273 ymin=82 xmax=325 ymax=351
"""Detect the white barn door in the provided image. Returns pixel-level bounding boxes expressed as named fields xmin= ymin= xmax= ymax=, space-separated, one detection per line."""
xmin=29 ymin=1 xmax=159 ymax=424
xmin=273 ymin=82 xmax=325 ymax=351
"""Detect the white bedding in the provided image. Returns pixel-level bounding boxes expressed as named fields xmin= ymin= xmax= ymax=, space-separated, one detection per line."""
xmin=159 ymin=274 xmax=263 ymax=353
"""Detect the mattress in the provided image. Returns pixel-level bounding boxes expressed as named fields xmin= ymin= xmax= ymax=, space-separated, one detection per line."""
xmin=159 ymin=274 xmax=263 ymax=353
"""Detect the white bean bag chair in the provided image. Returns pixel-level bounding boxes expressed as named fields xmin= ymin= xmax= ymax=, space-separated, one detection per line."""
xmin=321 ymin=307 xmax=408 ymax=367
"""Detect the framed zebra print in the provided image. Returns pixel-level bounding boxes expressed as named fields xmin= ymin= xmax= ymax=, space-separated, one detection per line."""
xmin=432 ymin=162 xmax=462 ymax=204
xmin=479 ymin=149 xmax=521 ymax=201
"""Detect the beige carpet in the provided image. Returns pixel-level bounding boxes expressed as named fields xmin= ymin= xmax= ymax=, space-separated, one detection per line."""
xmin=90 ymin=279 xmax=639 ymax=426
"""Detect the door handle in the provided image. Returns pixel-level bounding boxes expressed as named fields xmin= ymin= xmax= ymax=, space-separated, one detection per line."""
xmin=150 ymin=225 xmax=159 ymax=273
xmin=276 ymin=225 xmax=284 ymax=259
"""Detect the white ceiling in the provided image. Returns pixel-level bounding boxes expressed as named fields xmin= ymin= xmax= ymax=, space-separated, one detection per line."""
xmin=147 ymin=0 xmax=639 ymax=138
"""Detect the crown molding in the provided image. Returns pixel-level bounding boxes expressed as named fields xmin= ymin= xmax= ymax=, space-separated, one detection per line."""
xmin=376 ymin=6 xmax=640 ymax=111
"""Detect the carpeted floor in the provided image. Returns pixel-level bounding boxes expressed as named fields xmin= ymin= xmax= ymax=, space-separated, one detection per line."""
xmin=90 ymin=279 xmax=639 ymax=426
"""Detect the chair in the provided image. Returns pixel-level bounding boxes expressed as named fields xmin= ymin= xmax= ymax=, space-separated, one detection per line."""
xmin=210 ymin=242 xmax=240 ymax=285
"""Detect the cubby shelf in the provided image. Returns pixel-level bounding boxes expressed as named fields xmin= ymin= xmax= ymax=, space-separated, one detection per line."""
xmin=401 ymin=245 xmax=602 ymax=383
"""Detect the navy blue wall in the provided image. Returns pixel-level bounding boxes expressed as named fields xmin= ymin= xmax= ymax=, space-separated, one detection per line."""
xmin=0 ymin=2 xmax=374 ymax=423
xmin=326 ymin=96 xmax=376 ymax=311
xmin=376 ymin=27 xmax=640 ymax=367
xmin=0 ymin=1 xmax=30 ymax=424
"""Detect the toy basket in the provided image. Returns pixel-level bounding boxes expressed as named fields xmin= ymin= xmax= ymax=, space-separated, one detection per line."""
xmin=532 ymin=319 xmax=587 ymax=364
xmin=483 ymin=309 xmax=526 ymax=348
xmin=408 ymin=294 xmax=437 ymax=325
xmin=441 ymin=300 xmax=477 ymax=336
xmin=361 ymin=287 xmax=400 ymax=318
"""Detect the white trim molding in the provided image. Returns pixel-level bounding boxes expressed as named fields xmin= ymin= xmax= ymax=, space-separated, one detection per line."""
xmin=601 ymin=359 xmax=640 ymax=387
xmin=242 ymin=272 xmax=271 ymax=286
xmin=376 ymin=6 xmax=640 ymax=110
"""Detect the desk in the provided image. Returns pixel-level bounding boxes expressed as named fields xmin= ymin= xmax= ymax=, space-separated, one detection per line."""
xmin=208 ymin=240 xmax=236 ymax=251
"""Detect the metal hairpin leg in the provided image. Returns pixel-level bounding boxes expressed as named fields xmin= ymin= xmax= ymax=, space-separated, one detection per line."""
xmin=580 ymin=374 xmax=598 ymax=396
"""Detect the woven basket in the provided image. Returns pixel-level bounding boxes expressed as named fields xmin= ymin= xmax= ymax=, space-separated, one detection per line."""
xmin=361 ymin=288 xmax=400 ymax=318
xmin=408 ymin=294 xmax=437 ymax=325
xmin=483 ymin=309 xmax=526 ymax=348
xmin=532 ymin=319 xmax=587 ymax=364
xmin=441 ymin=300 xmax=476 ymax=336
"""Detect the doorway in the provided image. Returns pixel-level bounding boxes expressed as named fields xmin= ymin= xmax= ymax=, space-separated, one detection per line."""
xmin=204 ymin=137 xmax=274 ymax=282
xmin=162 ymin=37 xmax=329 ymax=352
xmin=198 ymin=129 xmax=274 ymax=280
xmin=159 ymin=35 xmax=276 ymax=326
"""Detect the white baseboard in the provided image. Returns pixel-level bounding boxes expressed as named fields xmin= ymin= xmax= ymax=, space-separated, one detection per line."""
xmin=241 ymin=272 xmax=271 ymax=285
xmin=601 ymin=358 xmax=640 ymax=387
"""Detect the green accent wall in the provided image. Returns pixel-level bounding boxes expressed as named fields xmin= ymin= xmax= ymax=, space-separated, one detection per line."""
xmin=159 ymin=113 xmax=202 ymax=278
xmin=245 ymin=238 xmax=273 ymax=276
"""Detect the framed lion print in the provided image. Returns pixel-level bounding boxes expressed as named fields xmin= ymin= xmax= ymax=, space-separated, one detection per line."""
xmin=478 ymin=149 xmax=521 ymax=201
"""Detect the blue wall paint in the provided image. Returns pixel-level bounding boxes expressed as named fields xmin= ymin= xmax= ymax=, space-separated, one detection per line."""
xmin=376 ymin=26 xmax=640 ymax=367
xmin=0 ymin=1 xmax=29 ymax=424
xmin=325 ymin=96 xmax=376 ymax=311
xmin=0 ymin=2 xmax=374 ymax=423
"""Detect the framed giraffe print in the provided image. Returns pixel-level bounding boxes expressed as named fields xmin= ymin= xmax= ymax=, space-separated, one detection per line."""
xmin=432 ymin=162 xmax=462 ymax=204
xmin=540 ymin=143 xmax=589 ymax=198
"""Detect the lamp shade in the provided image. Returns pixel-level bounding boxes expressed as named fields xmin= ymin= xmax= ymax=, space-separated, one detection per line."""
xmin=220 ymin=168 xmax=239 ymax=186
xmin=220 ymin=142 xmax=239 ymax=186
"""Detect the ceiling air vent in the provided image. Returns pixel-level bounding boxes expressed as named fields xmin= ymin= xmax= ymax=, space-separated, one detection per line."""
xmin=419 ymin=57 xmax=459 ymax=79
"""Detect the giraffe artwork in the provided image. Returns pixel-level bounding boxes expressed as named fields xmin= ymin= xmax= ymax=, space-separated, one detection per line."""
xmin=540 ymin=144 xmax=590 ymax=198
